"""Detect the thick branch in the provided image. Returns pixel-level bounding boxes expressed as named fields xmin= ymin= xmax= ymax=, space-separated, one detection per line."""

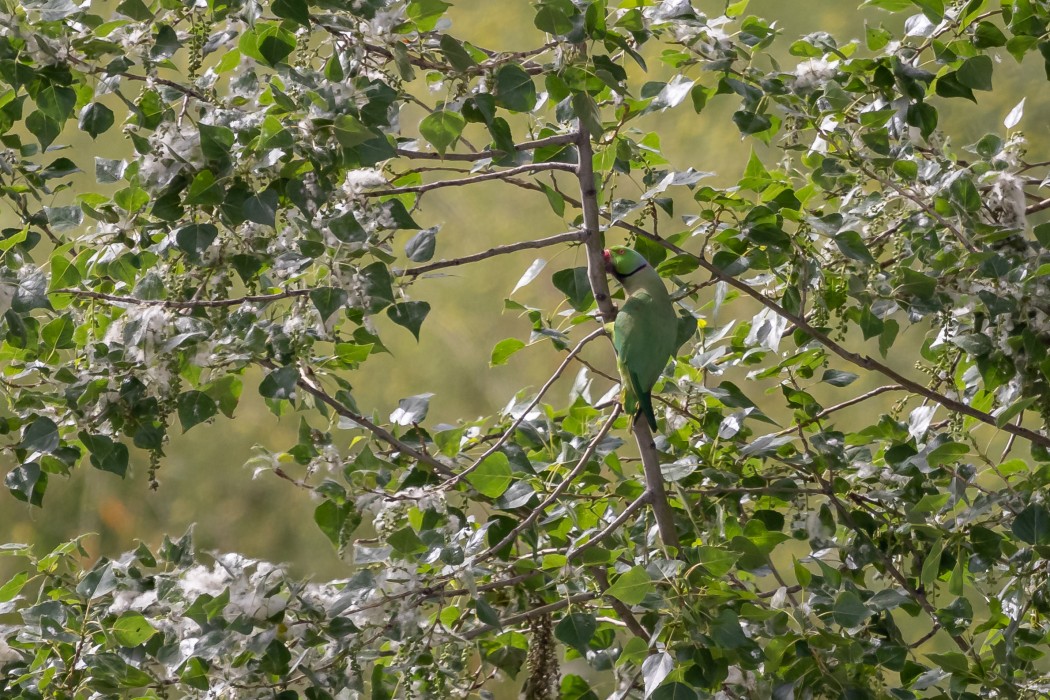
xmin=609 ymin=218 xmax=1050 ymax=450
xmin=634 ymin=420 xmax=681 ymax=551
xmin=589 ymin=566 xmax=651 ymax=640
xmin=365 ymin=163 xmax=576 ymax=198
xmin=576 ymin=127 xmax=616 ymax=323
xmin=401 ymin=231 xmax=583 ymax=277
xmin=576 ymin=125 xmax=679 ymax=552
xmin=395 ymin=133 xmax=577 ymax=162
xmin=442 ymin=328 xmax=606 ymax=489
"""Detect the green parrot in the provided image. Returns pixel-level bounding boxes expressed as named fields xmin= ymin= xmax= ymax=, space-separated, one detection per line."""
xmin=604 ymin=246 xmax=678 ymax=430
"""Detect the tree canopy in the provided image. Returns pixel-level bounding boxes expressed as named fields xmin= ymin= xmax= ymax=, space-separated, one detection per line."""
xmin=4 ymin=0 xmax=1050 ymax=697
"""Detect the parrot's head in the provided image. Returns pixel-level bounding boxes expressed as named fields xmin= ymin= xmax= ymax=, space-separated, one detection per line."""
xmin=603 ymin=246 xmax=649 ymax=281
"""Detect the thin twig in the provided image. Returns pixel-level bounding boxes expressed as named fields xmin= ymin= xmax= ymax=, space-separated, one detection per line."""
xmin=395 ymin=133 xmax=577 ymax=162
xmin=55 ymin=287 xmax=313 ymax=308
xmin=771 ymin=384 xmax=906 ymax=436
xmin=401 ymin=231 xmax=584 ymax=277
xmin=364 ymin=163 xmax=577 ymax=198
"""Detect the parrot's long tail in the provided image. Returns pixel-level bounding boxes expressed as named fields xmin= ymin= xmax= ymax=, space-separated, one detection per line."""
xmin=637 ymin=391 xmax=658 ymax=431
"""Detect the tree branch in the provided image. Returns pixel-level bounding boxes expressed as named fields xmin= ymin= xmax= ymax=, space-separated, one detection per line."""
xmin=401 ymin=231 xmax=584 ymax=277
xmin=772 ymin=384 xmax=906 ymax=436
xmin=364 ymin=163 xmax=577 ymax=198
xmin=55 ymin=287 xmax=314 ymax=308
xmin=575 ymin=127 xmax=615 ymax=323
xmin=633 ymin=420 xmax=681 ymax=551
xmin=575 ymin=125 xmax=681 ymax=553
xmin=395 ymin=133 xmax=577 ymax=162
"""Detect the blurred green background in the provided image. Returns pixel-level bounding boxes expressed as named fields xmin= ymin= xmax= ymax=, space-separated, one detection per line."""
xmin=3 ymin=0 xmax=1049 ymax=591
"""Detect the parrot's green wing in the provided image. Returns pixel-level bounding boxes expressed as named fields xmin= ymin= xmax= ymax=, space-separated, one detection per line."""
xmin=612 ymin=290 xmax=677 ymax=429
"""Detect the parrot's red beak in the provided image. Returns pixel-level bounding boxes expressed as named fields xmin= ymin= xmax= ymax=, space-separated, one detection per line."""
xmin=602 ymin=249 xmax=612 ymax=271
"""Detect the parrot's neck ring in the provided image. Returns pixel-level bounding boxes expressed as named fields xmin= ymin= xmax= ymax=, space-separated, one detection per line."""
xmin=620 ymin=263 xmax=648 ymax=278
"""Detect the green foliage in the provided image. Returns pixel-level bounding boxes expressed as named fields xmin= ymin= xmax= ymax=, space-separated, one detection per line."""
xmin=4 ymin=0 xmax=1050 ymax=697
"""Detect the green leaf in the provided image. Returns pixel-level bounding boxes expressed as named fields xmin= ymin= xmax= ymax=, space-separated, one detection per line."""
xmin=554 ymin=612 xmax=595 ymax=655
xmin=651 ymin=683 xmax=700 ymax=700
xmin=406 ymin=0 xmax=450 ymax=31
xmin=1013 ymin=504 xmax=1050 ymax=545
xmin=175 ymin=224 xmax=218 ymax=263
xmin=26 ymin=110 xmax=61 ymax=149
xmin=314 ymin=500 xmax=358 ymax=548
xmin=552 ymin=267 xmax=594 ymax=311
xmin=20 ymin=417 xmax=60 ymax=454
xmin=239 ymin=23 xmax=297 ymax=67
xmin=957 ymin=55 xmax=993 ymax=91
xmin=387 ymin=301 xmax=430 ymax=340
xmin=605 ymin=566 xmax=651 ymax=605
xmin=834 ymin=230 xmax=876 ymax=264
xmin=79 ymin=433 xmax=129 ymax=477
xmin=117 ymin=0 xmax=153 ymax=20
xmin=822 ymin=369 xmax=858 ymax=387
xmin=493 ymin=64 xmax=537 ymax=112
xmin=0 ymin=571 xmax=28 ymax=603
xmin=440 ymin=34 xmax=476 ymax=72
xmin=935 ymin=71 xmax=976 ymax=101
xmin=34 ymin=83 xmax=76 ymax=122
xmin=697 ymin=546 xmax=741 ymax=577
xmin=419 ymin=110 xmax=465 ymax=155
xmin=259 ymin=365 xmax=298 ymax=400
xmin=388 ymin=527 xmax=426 ymax=555
xmin=467 ymin=453 xmax=513 ymax=498
xmin=475 ymin=598 xmax=502 ymax=629
xmin=571 ymin=92 xmax=603 ymax=136
xmin=732 ymin=110 xmax=772 ymax=135
xmin=329 ymin=210 xmax=367 ymax=243
xmin=199 ymin=124 xmax=234 ymax=163
xmin=833 ymin=590 xmax=870 ymax=627
xmin=404 ymin=227 xmax=437 ymax=262
xmin=710 ymin=609 xmax=752 ymax=649
xmin=272 ymin=0 xmax=310 ymax=27
xmin=490 ymin=338 xmax=526 ymax=366
xmin=1034 ymin=222 xmax=1050 ymax=250
xmin=974 ymin=20 xmax=1007 ymax=48
xmin=79 ymin=103 xmax=114 ymax=138
xmin=906 ymin=102 xmax=938 ymax=140
xmin=112 ymin=611 xmax=157 ymax=647
xmin=177 ymin=391 xmax=218 ymax=432
xmin=921 ymin=538 xmax=944 ymax=586
xmin=359 ymin=261 xmax=394 ymax=313
xmin=898 ymin=268 xmax=937 ymax=300
xmin=310 ymin=287 xmax=349 ymax=323
xmin=185 ymin=170 xmax=224 ymax=206
xmin=949 ymin=176 xmax=981 ymax=212
xmin=5 ymin=463 xmax=46 ymax=506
